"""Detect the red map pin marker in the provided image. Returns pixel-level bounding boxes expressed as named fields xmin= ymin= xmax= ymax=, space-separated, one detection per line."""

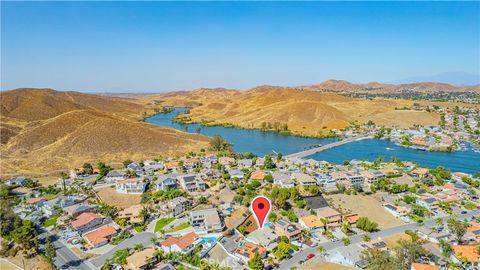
xmin=251 ymin=196 xmax=271 ymax=229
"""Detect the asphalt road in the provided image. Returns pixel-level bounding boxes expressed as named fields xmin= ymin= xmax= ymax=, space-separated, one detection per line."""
xmin=279 ymin=210 xmax=479 ymax=270
xmin=53 ymin=239 xmax=94 ymax=270
xmin=90 ymin=232 xmax=156 ymax=268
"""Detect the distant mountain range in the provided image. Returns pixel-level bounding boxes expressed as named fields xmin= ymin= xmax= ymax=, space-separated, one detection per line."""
xmin=390 ymin=72 xmax=480 ymax=86
xmin=302 ymin=79 xmax=479 ymax=93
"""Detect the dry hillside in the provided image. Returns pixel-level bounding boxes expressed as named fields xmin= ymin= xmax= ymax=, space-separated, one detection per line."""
xmin=141 ymin=87 xmax=441 ymax=137
xmin=0 ymin=88 xmax=209 ymax=178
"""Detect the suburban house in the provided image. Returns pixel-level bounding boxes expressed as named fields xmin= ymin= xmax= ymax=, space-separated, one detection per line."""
xmin=275 ymin=220 xmax=301 ymax=242
xmin=450 ymin=245 xmax=480 ymax=270
xmin=116 ymin=178 xmax=146 ymax=194
xmin=219 ymin=157 xmax=235 ymax=166
xmin=83 ymin=225 xmax=117 ymax=248
xmin=250 ymin=170 xmax=266 ymax=181
xmin=272 ymin=171 xmax=295 ymax=188
xmin=247 ymin=227 xmax=280 ymax=250
xmin=237 ymin=159 xmax=253 ymax=168
xmin=465 ymin=222 xmax=480 ymax=243
xmin=293 ymin=172 xmax=317 ymax=186
xmin=182 ymin=158 xmax=200 ymax=169
xmin=235 ymin=241 xmax=267 ymax=262
xmin=228 ymin=169 xmax=245 ymax=180
xmin=361 ymin=170 xmax=386 ymax=184
xmin=343 ymin=213 xmax=360 ymax=224
xmin=190 ymin=208 xmax=225 ymax=233
xmin=126 ymin=247 xmax=157 ymax=270
xmin=345 ymin=171 xmax=365 ymax=187
xmin=384 ymin=204 xmax=409 ymax=217
xmin=118 ymin=205 xmax=144 ymax=224
xmin=26 ymin=197 xmax=46 ymax=208
xmin=165 ymin=197 xmax=190 ymax=217
xmin=159 ymin=232 xmax=200 ymax=254
xmin=156 ymin=175 xmax=177 ymax=191
xmin=177 ymin=174 xmax=206 ymax=193
xmin=164 ymin=161 xmax=181 ymax=172
xmin=143 ymin=160 xmax=164 ymax=172
xmin=71 ymin=212 xmax=103 ymax=233
xmin=411 ymin=263 xmax=439 ymax=270
xmin=104 ymin=170 xmax=127 ymax=183
xmin=299 ymin=215 xmax=324 ymax=232
xmin=317 ymin=207 xmax=342 ymax=229
xmin=417 ymin=196 xmax=439 ymax=212
xmin=416 ymin=227 xmax=451 ymax=244
xmin=330 ymin=172 xmax=348 ymax=182
xmin=64 ymin=204 xmax=95 ymax=218
xmin=410 ymin=168 xmax=430 ymax=178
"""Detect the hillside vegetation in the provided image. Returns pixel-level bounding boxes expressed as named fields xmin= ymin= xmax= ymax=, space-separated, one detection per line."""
xmin=142 ymin=86 xmax=441 ymax=137
xmin=0 ymin=88 xmax=208 ymax=177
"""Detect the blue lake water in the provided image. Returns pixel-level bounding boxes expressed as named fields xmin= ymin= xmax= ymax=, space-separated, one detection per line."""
xmin=145 ymin=108 xmax=480 ymax=174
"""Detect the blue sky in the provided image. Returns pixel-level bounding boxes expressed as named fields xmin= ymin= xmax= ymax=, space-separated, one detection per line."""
xmin=1 ymin=1 xmax=479 ymax=92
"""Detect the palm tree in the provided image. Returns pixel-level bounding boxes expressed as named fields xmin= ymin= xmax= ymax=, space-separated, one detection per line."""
xmin=320 ymin=218 xmax=328 ymax=232
xmin=436 ymin=217 xmax=444 ymax=226
xmin=318 ymin=246 xmax=326 ymax=254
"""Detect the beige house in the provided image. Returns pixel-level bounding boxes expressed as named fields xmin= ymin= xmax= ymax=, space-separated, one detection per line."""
xmin=119 ymin=205 xmax=144 ymax=224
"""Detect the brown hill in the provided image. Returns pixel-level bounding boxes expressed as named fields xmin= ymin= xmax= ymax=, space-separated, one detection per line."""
xmin=148 ymin=87 xmax=441 ymax=137
xmin=307 ymin=80 xmax=478 ymax=93
xmin=0 ymin=89 xmax=208 ymax=177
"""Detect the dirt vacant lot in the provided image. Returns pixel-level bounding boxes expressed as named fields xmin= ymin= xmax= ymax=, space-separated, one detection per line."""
xmin=96 ymin=186 xmax=141 ymax=209
xmin=299 ymin=258 xmax=355 ymax=270
xmin=325 ymin=193 xmax=405 ymax=229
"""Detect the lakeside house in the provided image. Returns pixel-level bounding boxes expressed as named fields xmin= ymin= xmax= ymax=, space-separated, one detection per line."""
xmin=410 ymin=168 xmax=430 ymax=178
xmin=272 ymin=171 xmax=295 ymax=188
xmin=116 ymin=178 xmax=146 ymax=194
xmin=190 ymin=208 xmax=225 ymax=233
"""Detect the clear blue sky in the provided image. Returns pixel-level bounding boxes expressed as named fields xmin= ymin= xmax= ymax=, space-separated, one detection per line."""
xmin=1 ymin=1 xmax=479 ymax=92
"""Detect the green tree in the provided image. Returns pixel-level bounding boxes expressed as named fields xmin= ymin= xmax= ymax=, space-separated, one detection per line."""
xmin=447 ymin=219 xmax=467 ymax=243
xmin=274 ymin=241 xmax=290 ymax=260
xmin=44 ymin=238 xmax=56 ymax=270
xmin=356 ymin=217 xmax=378 ymax=232
xmin=123 ymin=160 xmax=133 ymax=168
xmin=82 ymin=163 xmax=94 ymax=175
xmin=210 ymin=135 xmax=232 ymax=152
xmin=248 ymin=252 xmax=265 ymax=270
xmin=263 ymin=155 xmax=276 ymax=169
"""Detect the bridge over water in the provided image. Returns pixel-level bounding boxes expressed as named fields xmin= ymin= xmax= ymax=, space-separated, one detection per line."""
xmin=285 ymin=135 xmax=373 ymax=159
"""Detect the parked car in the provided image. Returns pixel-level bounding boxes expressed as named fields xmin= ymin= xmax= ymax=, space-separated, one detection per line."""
xmin=306 ymin=253 xmax=315 ymax=260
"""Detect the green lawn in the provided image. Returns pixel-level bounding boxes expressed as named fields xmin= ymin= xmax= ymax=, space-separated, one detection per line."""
xmin=43 ymin=216 xmax=58 ymax=227
xmin=166 ymin=222 xmax=191 ymax=233
xmin=154 ymin=217 xmax=175 ymax=232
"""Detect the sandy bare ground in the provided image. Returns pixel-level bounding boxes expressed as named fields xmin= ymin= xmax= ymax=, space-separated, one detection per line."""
xmin=392 ymin=175 xmax=416 ymax=186
xmin=225 ymin=205 xmax=248 ymax=229
xmin=96 ymin=186 xmax=142 ymax=209
xmin=383 ymin=233 xmax=411 ymax=249
xmin=2 ymin=254 xmax=50 ymax=270
xmin=299 ymin=258 xmax=355 ymax=270
xmin=325 ymin=193 xmax=405 ymax=229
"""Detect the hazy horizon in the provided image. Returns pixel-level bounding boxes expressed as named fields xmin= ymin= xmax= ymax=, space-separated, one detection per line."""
xmin=2 ymin=1 xmax=479 ymax=92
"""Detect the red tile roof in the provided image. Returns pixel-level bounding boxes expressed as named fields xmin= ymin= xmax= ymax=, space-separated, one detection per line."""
xmin=71 ymin=212 xmax=102 ymax=229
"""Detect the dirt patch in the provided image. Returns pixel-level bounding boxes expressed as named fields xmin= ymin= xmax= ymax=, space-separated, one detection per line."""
xmin=96 ymin=186 xmax=141 ymax=209
xmin=299 ymin=258 xmax=355 ymax=270
xmin=225 ymin=206 xmax=248 ymax=229
xmin=326 ymin=193 xmax=405 ymax=229
xmin=392 ymin=175 xmax=416 ymax=186
xmin=3 ymin=254 xmax=50 ymax=270
xmin=237 ymin=215 xmax=258 ymax=235
xmin=383 ymin=233 xmax=411 ymax=249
